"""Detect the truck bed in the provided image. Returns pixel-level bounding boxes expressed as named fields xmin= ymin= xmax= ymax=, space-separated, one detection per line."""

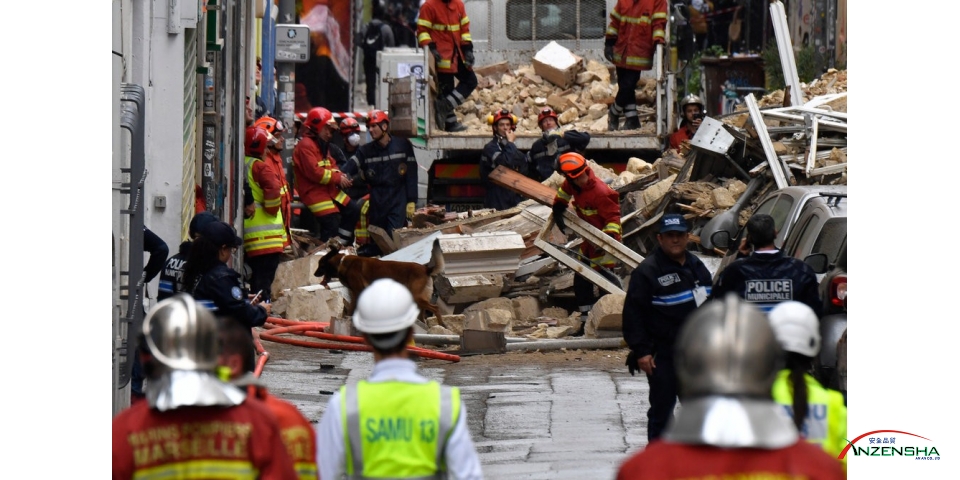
xmin=421 ymin=131 xmax=662 ymax=151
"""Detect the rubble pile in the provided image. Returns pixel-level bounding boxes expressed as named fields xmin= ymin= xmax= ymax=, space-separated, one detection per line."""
xmin=452 ymin=58 xmax=656 ymax=134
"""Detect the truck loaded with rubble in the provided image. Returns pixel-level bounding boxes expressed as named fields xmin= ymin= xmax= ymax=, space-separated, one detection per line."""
xmin=377 ymin=0 xmax=676 ymax=211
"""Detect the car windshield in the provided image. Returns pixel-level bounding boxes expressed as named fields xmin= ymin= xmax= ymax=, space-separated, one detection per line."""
xmin=812 ymin=218 xmax=847 ymax=265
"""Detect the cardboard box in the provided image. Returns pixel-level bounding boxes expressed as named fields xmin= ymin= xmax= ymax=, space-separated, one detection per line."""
xmin=532 ymin=56 xmax=581 ymax=90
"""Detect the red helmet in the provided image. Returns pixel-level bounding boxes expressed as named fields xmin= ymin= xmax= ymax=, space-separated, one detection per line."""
xmin=305 ymin=107 xmax=335 ymax=133
xmin=367 ymin=109 xmax=389 ymax=127
xmin=488 ymin=109 xmax=518 ymax=128
xmin=254 ymin=116 xmax=285 ymax=136
xmin=294 ymin=112 xmax=308 ymax=124
xmin=537 ymin=107 xmax=559 ymax=128
xmin=340 ymin=117 xmax=361 ymax=136
xmin=245 ymin=126 xmax=269 ymax=157
xmin=558 ymin=152 xmax=588 ymax=178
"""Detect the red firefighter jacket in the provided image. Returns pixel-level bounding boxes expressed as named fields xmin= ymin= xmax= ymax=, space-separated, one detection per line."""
xmin=293 ymin=133 xmax=349 ymax=217
xmin=606 ymin=0 xmax=668 ymax=71
xmin=669 ymin=126 xmax=694 ymax=150
xmin=417 ymin=0 xmax=472 ymax=73
xmin=112 ymin=400 xmax=297 ymax=480
xmin=554 ymin=169 xmax=622 ymax=268
xmin=265 ymin=148 xmax=292 ymax=247
xmin=254 ymin=387 xmax=319 ymax=480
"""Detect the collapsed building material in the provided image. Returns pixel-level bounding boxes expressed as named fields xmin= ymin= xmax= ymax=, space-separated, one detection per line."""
xmin=437 ymin=231 xmax=525 ymax=275
xmin=584 ymin=293 xmax=625 ymax=338
xmin=435 ymin=273 xmax=504 ymax=304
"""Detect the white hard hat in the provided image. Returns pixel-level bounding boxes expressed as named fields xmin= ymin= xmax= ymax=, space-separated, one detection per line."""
xmin=353 ymin=278 xmax=420 ymax=348
xmin=768 ymin=301 xmax=821 ymax=357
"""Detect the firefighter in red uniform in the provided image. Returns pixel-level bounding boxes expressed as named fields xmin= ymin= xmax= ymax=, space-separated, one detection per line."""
xmin=337 ymin=117 xmax=375 ymax=255
xmin=552 ymin=152 xmax=622 ymax=336
xmin=218 ymin=316 xmax=319 ymax=480
xmin=254 ymin=116 xmax=293 ymax=249
xmin=668 ymin=94 xmax=705 ymax=151
xmin=292 ymin=106 xmax=361 ymax=245
xmin=605 ymin=0 xmax=668 ymax=131
xmin=417 ymin=0 xmax=477 ymax=132
xmin=112 ymin=294 xmax=297 ymax=480
xmin=615 ymin=294 xmax=845 ymax=480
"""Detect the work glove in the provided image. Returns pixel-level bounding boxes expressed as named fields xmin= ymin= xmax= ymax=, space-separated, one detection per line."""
xmin=604 ymin=44 xmax=615 ymax=63
xmin=552 ymin=202 xmax=567 ymax=232
xmin=463 ymin=47 xmax=475 ymax=68
xmin=428 ymin=43 xmax=442 ymax=64
xmin=406 ymin=202 xmax=416 ymax=220
xmin=626 ymin=350 xmax=640 ymax=376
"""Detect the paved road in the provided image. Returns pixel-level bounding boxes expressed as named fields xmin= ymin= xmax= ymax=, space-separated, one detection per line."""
xmin=259 ymin=340 xmax=654 ymax=479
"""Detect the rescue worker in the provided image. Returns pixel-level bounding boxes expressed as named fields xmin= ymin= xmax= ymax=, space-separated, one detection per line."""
xmin=712 ymin=213 xmax=823 ymax=316
xmin=292 ymin=106 xmax=361 ymax=246
xmin=480 ymin=109 xmax=526 ymax=210
xmin=563 ymin=129 xmax=591 ymax=156
xmin=551 ymin=152 xmax=622 ymax=336
xmin=769 ymin=301 xmax=848 ymax=471
xmin=158 ymin=211 xmax=218 ymax=301
xmin=218 ymin=316 xmax=319 ymax=480
xmin=243 ymin=126 xmax=286 ymax=300
xmin=183 ymin=220 xmax=270 ymax=328
xmin=254 ymin=116 xmax=294 ymax=250
xmin=316 ymin=279 xmax=483 ymax=479
xmin=604 ymin=0 xmax=668 ymax=131
xmin=345 ymin=110 xmax=419 ymax=255
xmin=668 ymin=94 xmax=705 ymax=150
xmin=621 ymin=213 xmax=713 ymax=442
xmin=112 ymin=294 xmax=298 ymax=480
xmin=338 ymin=117 xmax=376 ymax=255
xmin=527 ymin=107 xmax=571 ymax=182
xmin=417 ymin=0 xmax=477 ymax=132
xmin=616 ymin=294 xmax=844 ymax=480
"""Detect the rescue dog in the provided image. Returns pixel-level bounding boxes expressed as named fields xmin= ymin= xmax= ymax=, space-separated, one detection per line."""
xmin=315 ymin=242 xmax=445 ymax=326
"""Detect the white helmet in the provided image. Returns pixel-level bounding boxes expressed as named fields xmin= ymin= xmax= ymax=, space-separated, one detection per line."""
xmin=353 ymin=278 xmax=420 ymax=349
xmin=768 ymin=301 xmax=821 ymax=357
xmin=143 ymin=293 xmax=220 ymax=371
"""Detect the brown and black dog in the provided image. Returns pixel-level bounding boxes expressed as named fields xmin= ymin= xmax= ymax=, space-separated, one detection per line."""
xmin=315 ymin=244 xmax=445 ymax=326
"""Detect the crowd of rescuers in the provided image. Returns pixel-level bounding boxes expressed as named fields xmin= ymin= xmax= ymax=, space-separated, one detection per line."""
xmin=114 ymin=284 xmax=844 ymax=478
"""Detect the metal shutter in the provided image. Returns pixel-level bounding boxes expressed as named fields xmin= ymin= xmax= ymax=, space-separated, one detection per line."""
xmin=181 ymin=27 xmax=199 ymax=241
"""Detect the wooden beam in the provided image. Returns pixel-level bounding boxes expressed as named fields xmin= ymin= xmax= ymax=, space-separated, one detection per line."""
xmin=488 ymin=166 xmax=559 ymax=206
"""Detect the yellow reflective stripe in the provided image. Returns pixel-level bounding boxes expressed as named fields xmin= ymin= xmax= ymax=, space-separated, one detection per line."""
xmin=132 ymin=460 xmax=257 ymax=480
xmin=557 ymin=189 xmax=572 ymax=203
xmin=578 ymin=207 xmax=598 ymax=216
xmin=461 ymin=33 xmax=472 ymax=42
xmin=614 ymin=53 xmax=652 ymax=67
xmin=652 ymin=12 xmax=668 ymax=19
xmin=610 ymin=11 xmax=622 ymax=21
xmin=653 ymin=29 xmax=665 ymax=38
xmin=426 ymin=22 xmax=461 ymax=31
xmin=320 ymin=169 xmax=332 ymax=184
xmin=604 ymin=223 xmax=622 ymax=235
xmin=334 ymin=190 xmax=348 ymax=204
xmin=418 ymin=32 xmax=432 ymax=43
xmin=263 ymin=197 xmax=281 ymax=208
xmin=417 ymin=18 xmax=432 ymax=27
xmin=460 ymin=16 xmax=470 ymax=26
xmin=295 ymin=462 xmax=318 ymax=480
xmin=438 ymin=59 xmax=452 ymax=69
xmin=308 ymin=200 xmax=336 ymax=213
xmin=606 ymin=26 xmax=618 ymax=35
xmin=619 ymin=15 xmax=652 ymax=24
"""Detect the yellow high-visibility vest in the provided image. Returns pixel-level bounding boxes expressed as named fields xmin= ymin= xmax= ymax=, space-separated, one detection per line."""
xmin=772 ymin=370 xmax=847 ymax=470
xmin=244 ymin=156 xmax=287 ymax=255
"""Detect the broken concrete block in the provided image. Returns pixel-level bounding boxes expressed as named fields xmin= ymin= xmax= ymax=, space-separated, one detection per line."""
xmin=284 ymin=288 xmax=345 ymax=322
xmin=541 ymin=306 xmax=570 ymax=320
xmin=546 ymin=325 xmax=575 ymax=339
xmin=587 ymin=103 xmax=608 ymax=120
xmin=711 ymin=187 xmax=737 ymax=209
xmin=512 ymin=296 xmax=540 ymax=323
xmin=464 ymin=308 xmax=514 ymax=333
xmin=549 ymin=272 xmax=575 ymax=292
xmin=438 ymin=232 xmax=525 ymax=275
xmin=463 ymin=296 xmax=515 ymax=317
xmin=435 ymin=273 xmax=504 ymax=304
xmin=427 ymin=325 xmax=455 ymax=335
xmin=426 ymin=314 xmax=465 ymax=335
xmin=626 ymin=157 xmax=653 ymax=175
xmin=585 ymin=293 xmax=625 ymax=337
xmin=271 ymin=254 xmax=324 ymax=299
xmin=641 ymin=174 xmax=677 ymax=207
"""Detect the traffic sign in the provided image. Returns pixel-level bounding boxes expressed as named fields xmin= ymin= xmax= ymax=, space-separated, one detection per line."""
xmin=275 ymin=24 xmax=310 ymax=63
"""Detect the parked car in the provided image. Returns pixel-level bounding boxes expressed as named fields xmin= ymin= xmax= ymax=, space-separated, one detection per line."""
xmin=805 ymin=241 xmax=847 ymax=398
xmin=708 ymin=185 xmax=847 ymax=283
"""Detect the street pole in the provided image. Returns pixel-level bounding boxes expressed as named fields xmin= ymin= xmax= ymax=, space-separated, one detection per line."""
xmin=277 ymin=0 xmax=296 ymax=187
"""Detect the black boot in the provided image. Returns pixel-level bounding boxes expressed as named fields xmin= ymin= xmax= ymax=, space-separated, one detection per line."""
xmin=445 ymin=120 xmax=467 ymax=132
xmin=607 ymin=105 xmax=622 ymax=131
xmin=435 ymin=97 xmax=454 ymax=132
xmin=571 ymin=314 xmax=588 ymax=337
xmin=622 ymin=117 xmax=641 ymax=130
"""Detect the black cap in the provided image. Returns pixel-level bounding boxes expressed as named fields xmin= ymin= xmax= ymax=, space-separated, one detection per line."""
xmin=188 ymin=212 xmax=218 ymax=239
xmin=659 ymin=214 xmax=689 ymax=233
xmin=201 ymin=221 xmax=243 ymax=248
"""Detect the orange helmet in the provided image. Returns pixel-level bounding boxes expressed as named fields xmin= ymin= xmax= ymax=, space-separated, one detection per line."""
xmin=305 ymin=107 xmax=336 ymax=133
xmin=558 ymin=152 xmax=588 ymax=178
xmin=294 ymin=112 xmax=308 ymax=124
xmin=367 ymin=109 xmax=389 ymax=127
xmin=537 ymin=107 xmax=559 ymax=128
xmin=254 ymin=116 xmax=285 ymax=136
xmin=245 ymin=126 xmax=269 ymax=157
xmin=487 ymin=109 xmax=518 ymax=128
xmin=340 ymin=117 xmax=361 ymax=136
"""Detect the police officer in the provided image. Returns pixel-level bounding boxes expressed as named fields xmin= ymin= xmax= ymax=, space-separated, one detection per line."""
xmin=621 ymin=213 xmax=713 ymax=442
xmin=480 ymin=109 xmax=526 ymax=210
xmin=113 ymin=295 xmax=297 ymax=480
xmin=616 ymin=295 xmax=844 ymax=479
xmin=158 ymin=212 xmax=218 ymax=301
xmin=182 ymin=221 xmax=270 ymax=328
xmin=769 ymin=301 xmax=848 ymax=472
xmin=712 ymin=213 xmax=822 ymax=316
xmin=345 ymin=110 xmax=419 ymax=251
xmin=316 ymin=279 xmax=483 ymax=479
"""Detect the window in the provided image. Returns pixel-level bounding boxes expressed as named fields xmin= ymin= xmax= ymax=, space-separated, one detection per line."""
xmin=786 ymin=212 xmax=820 ymax=259
xmin=811 ymin=218 xmax=847 ymax=265
xmin=506 ymin=0 xmax=606 ymax=41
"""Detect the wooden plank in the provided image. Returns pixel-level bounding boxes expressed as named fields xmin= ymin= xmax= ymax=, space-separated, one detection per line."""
xmin=488 ymin=166 xmax=559 ymax=206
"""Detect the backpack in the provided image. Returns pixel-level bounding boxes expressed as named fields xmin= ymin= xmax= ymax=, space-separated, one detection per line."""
xmin=362 ymin=21 xmax=386 ymax=57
